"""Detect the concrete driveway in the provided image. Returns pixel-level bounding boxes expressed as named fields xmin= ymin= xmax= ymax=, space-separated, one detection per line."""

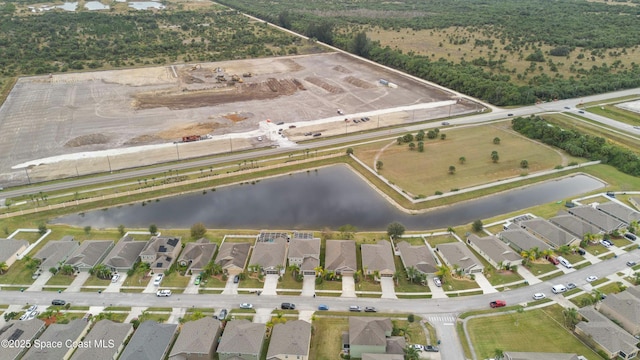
xmin=253 ymin=308 xmax=273 ymax=323
xmin=65 ymin=272 xmax=91 ymax=292
xmin=380 ymin=277 xmax=397 ymax=299
xmin=341 ymin=275 xmax=355 ymax=297
xmin=104 ymin=274 xmax=127 ymax=293
xmin=26 ymin=272 xmax=53 ymax=292
xmin=473 ymin=273 xmax=497 ymax=294
xmin=261 ymin=274 xmax=279 ymax=296
xmin=222 ymin=276 xmax=238 ymax=295
xmin=183 ymin=274 xmax=201 ymax=294
xmin=301 ymin=275 xmax=316 ymax=297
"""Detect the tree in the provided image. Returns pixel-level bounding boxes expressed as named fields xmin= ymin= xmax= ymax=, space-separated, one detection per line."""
xmin=493 ymin=137 xmax=501 ymax=145
xmin=338 ymin=224 xmax=357 ymax=239
xmin=493 ymin=348 xmax=505 ymax=360
xmin=60 ymin=264 xmax=75 ymax=276
xmin=190 ymin=222 xmax=207 ymax=239
xmin=563 ymin=307 xmax=580 ymax=330
xmin=459 ymin=156 xmax=466 ymax=164
xmin=38 ymin=223 xmax=47 ymax=235
xmin=416 ymin=130 xmax=425 ymax=141
xmin=350 ymin=31 xmax=371 ymax=57
xmin=408 ymin=142 xmax=416 ymax=150
xmin=405 ymin=345 xmax=420 ymax=360
xmin=0 ymin=262 xmax=7 ymax=274
xmin=402 ymin=133 xmax=414 ymax=142
xmin=448 ymin=165 xmax=456 ymax=174
xmin=491 ymin=150 xmax=499 ymax=163
xmin=387 ymin=222 xmax=405 ymax=238
xmin=376 ymin=160 xmax=383 ymax=170
xmin=84 ymin=226 xmax=92 ymax=235
xmin=117 ymin=225 xmax=126 ymax=237
xmin=417 ymin=141 xmax=424 ymax=152
xmin=472 ymin=219 xmax=483 ymax=232
xmin=436 ymin=264 xmax=451 ymax=280
xmin=91 ymin=264 xmax=111 ymax=279
xmin=278 ymin=11 xmax=291 ymax=29
xmin=520 ymin=159 xmax=529 ymax=168
xmin=427 ymin=130 xmax=437 ymax=139
xmin=346 ymin=147 xmax=354 ymax=155
xmin=149 ymin=224 xmax=158 ymax=235
xmin=397 ymin=137 xmax=403 ymax=145
xmin=406 ymin=266 xmax=419 ymax=283
xmin=440 ymin=133 xmax=447 ymax=140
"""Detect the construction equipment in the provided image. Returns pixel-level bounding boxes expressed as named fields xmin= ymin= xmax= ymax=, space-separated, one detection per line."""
xmin=182 ymin=135 xmax=200 ymax=142
xmin=242 ymin=72 xmax=253 ymax=77
xmin=216 ymin=74 xmax=226 ymax=82
xmin=231 ymin=74 xmax=243 ymax=83
xmin=190 ymin=64 xmax=201 ymax=71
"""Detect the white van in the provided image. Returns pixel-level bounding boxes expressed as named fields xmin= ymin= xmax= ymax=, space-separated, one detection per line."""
xmin=552 ymin=284 xmax=567 ymax=294
xmin=557 ymin=256 xmax=573 ymax=269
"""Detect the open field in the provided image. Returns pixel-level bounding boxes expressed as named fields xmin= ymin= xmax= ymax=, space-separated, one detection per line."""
xmin=355 ymin=122 xmax=567 ymax=196
xmin=467 ymin=306 xmax=602 ymax=360
xmin=0 ymin=52 xmax=478 ymax=186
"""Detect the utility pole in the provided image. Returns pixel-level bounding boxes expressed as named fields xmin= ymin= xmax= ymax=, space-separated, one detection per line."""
xmin=25 ymin=168 xmax=31 ymax=185
xmin=175 ymin=143 xmax=180 ymax=161
xmin=107 ymin=155 xmax=112 ymax=173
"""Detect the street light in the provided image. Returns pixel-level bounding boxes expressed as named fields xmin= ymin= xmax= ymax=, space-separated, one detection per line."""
xmin=175 ymin=143 xmax=180 ymax=160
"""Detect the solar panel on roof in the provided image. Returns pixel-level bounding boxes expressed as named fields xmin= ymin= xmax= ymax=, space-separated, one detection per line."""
xmin=167 ymin=238 xmax=179 ymax=247
xmin=158 ymin=245 xmax=167 ymax=252
xmin=8 ymin=329 xmax=24 ymax=341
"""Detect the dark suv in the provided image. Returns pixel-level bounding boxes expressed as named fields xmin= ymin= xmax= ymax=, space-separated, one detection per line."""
xmin=281 ymin=303 xmax=296 ymax=310
xmin=51 ymin=299 xmax=66 ymax=306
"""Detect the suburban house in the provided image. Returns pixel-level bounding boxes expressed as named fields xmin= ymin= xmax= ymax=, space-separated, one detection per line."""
xmin=119 ymin=321 xmax=177 ymax=360
xmin=347 ymin=317 xmax=401 ymax=358
xmin=596 ymin=201 xmax=640 ymax=225
xmin=217 ymin=320 xmax=265 ymax=360
xmin=396 ymin=241 xmax=438 ymax=275
xmin=598 ymin=287 xmax=640 ymax=336
xmin=23 ymin=319 xmax=90 ymax=360
xmin=466 ymin=234 xmax=521 ymax=269
xmin=249 ymin=236 xmax=287 ymax=275
xmin=325 ymin=240 xmax=357 ymax=275
xmin=215 ymin=241 xmax=251 ymax=275
xmin=503 ymin=352 xmax=585 ymax=360
xmin=576 ymin=307 xmax=639 ymax=360
xmin=549 ymin=213 xmax=602 ymax=238
xmin=436 ymin=242 xmax=484 ymax=274
xmin=516 ymin=218 xmax=579 ymax=248
xmin=177 ymin=238 xmax=217 ymax=275
xmin=361 ymin=240 xmax=396 ymax=277
xmin=361 ymin=355 xmax=404 ymax=360
xmin=33 ymin=236 xmax=79 ymax=271
xmin=0 ymin=238 xmax=28 ymax=268
xmin=499 ymin=228 xmax=551 ymax=253
xmin=287 ymin=236 xmax=321 ymax=276
xmin=567 ymin=205 xmax=626 ymax=233
xmin=102 ymin=235 xmax=147 ymax=272
xmin=139 ymin=236 xmax=182 ymax=272
xmin=169 ymin=317 xmax=222 ymax=360
xmin=0 ymin=319 xmax=46 ymax=360
xmin=70 ymin=320 xmax=134 ymax=360
xmin=266 ymin=320 xmax=312 ymax=360
xmin=65 ymin=240 xmax=114 ymax=272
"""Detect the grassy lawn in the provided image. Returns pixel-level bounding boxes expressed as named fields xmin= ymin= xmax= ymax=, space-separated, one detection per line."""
xmin=315 ymin=279 xmax=342 ymax=291
xmin=200 ymin=275 xmax=227 ymax=288
xmin=10 ymin=231 xmax=43 ymax=243
xmin=394 ymin=319 xmax=426 ymax=344
xmin=0 ymin=260 xmax=36 ymax=285
xmin=120 ymin=288 xmax=145 ymax=293
xmin=596 ymin=282 xmax=626 ymax=295
xmin=278 ymin=270 xmax=303 ymax=290
xmin=355 ymin=123 xmax=564 ymax=196
xmin=396 ymin=236 xmax=425 ymax=246
xmin=161 ymin=272 xmax=190 ymax=288
xmin=137 ymin=313 xmax=170 ymax=323
xmin=440 ymin=275 xmax=479 ymax=292
xmin=83 ymin=276 xmax=111 ymax=287
xmin=123 ymin=271 xmax=151 ymax=287
xmin=46 ymin=273 xmax=75 ymax=286
xmin=104 ymin=306 xmax=131 ymax=311
xmin=609 ymin=237 xmax=632 ymax=248
xmin=238 ymin=275 xmax=264 ymax=289
xmin=393 ymin=256 xmax=430 ymax=293
xmin=590 ymin=278 xmax=608 ymax=287
xmin=484 ymin=269 xmax=523 ymax=287
xmin=425 ymin=234 xmax=458 ymax=248
xmin=525 ymin=262 xmax=558 ymax=276
xmin=467 ymin=306 xmax=602 ymax=360
xmin=355 ymin=278 xmax=381 ymax=292
xmin=310 ymin=317 xmax=348 ymax=360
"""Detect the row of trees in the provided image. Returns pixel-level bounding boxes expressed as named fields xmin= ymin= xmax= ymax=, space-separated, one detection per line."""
xmin=512 ymin=116 xmax=640 ymax=176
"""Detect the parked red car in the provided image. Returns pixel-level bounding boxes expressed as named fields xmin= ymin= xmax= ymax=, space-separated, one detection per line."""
xmin=490 ymin=300 xmax=506 ymax=308
xmin=547 ymin=256 xmax=560 ymax=265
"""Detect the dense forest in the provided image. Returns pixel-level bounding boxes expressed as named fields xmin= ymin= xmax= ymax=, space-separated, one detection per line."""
xmin=217 ymin=0 xmax=640 ymax=105
xmin=0 ymin=9 xmax=301 ymax=76
xmin=512 ymin=116 xmax=640 ymax=176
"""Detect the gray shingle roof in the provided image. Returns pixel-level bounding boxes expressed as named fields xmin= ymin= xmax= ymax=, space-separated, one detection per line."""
xmin=177 ymin=238 xmax=217 ymax=273
xmin=65 ymin=240 xmax=113 ymax=269
xmin=249 ymin=236 xmax=287 ymax=270
xmin=499 ymin=229 xmax=551 ymax=252
xmin=140 ymin=236 xmax=182 ymax=270
xmin=597 ymin=201 xmax=640 ymax=224
xmin=22 ymin=319 xmax=90 ymax=360
xmin=169 ymin=317 xmax=221 ymax=359
xmin=518 ymin=218 xmax=577 ymax=247
xmin=568 ymin=205 xmax=625 ymax=232
xmin=34 ymin=236 xmax=79 ymax=269
xmin=215 ymin=242 xmax=251 ymax=270
xmin=349 ymin=317 xmax=391 ymax=347
xmin=599 ymin=291 xmax=640 ymax=335
xmin=437 ymin=242 xmax=483 ymax=273
xmin=385 ymin=336 xmax=406 ymax=355
xmin=0 ymin=319 xmax=46 ymax=360
xmin=217 ymin=320 xmax=265 ymax=356
xmin=396 ymin=241 xmax=437 ymax=274
xmin=288 ymin=237 xmax=320 ymax=260
xmin=70 ymin=319 xmax=133 ymax=360
xmin=549 ymin=212 xmax=601 ymax=238
xmin=266 ymin=320 xmax=311 ymax=359
xmin=0 ymin=238 xmax=28 ymax=263
xmin=362 ymin=354 xmax=404 ymax=360
xmin=504 ymin=352 xmax=580 ymax=360
xmin=361 ymin=240 xmax=396 ymax=274
xmin=466 ymin=234 xmax=521 ymax=264
xmin=102 ymin=235 xmax=147 ymax=270
xmin=577 ymin=307 xmax=638 ymax=356
xmin=119 ymin=321 xmax=177 ymax=360
xmin=325 ymin=240 xmax=357 ymax=273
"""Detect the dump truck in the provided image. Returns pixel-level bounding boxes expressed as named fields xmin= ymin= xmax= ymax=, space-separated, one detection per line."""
xmin=182 ymin=135 xmax=200 ymax=142
xmin=216 ymin=74 xmax=226 ymax=82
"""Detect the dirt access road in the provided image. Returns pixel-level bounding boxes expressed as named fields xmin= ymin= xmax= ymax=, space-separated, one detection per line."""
xmin=0 ymin=52 xmax=477 ymax=186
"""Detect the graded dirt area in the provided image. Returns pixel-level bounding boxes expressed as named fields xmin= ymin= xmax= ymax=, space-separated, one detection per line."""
xmin=0 ymin=52 xmax=478 ymax=185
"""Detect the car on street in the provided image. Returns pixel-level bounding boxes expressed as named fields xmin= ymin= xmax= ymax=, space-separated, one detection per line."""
xmin=218 ymin=309 xmax=228 ymax=319
xmin=194 ymin=276 xmax=201 ymax=285
xmin=578 ymin=110 xmax=585 ymax=114
xmin=233 ymin=275 xmax=240 ymax=283
xmin=318 ymin=304 xmax=329 ymax=311
xmin=156 ymin=289 xmax=172 ymax=297
xmin=626 ymin=261 xmax=637 ymax=267
xmin=411 ymin=344 xmax=424 ymax=351
xmin=433 ymin=277 xmax=442 ymax=287
xmin=111 ymin=274 xmax=120 ymax=283
xmin=153 ymin=273 xmax=164 ymax=286
xmin=349 ymin=305 xmax=362 ymax=312
xmin=507 ymin=113 xmax=514 ymax=116
xmin=337 ymin=109 xmax=344 ymax=115
xmin=600 ymin=239 xmax=612 ymax=248
xmin=276 ymin=122 xmax=285 ymax=125
xmin=489 ymin=300 xmax=506 ymax=308
xmin=564 ymin=106 xmax=571 ymax=109
xmin=257 ymin=136 xmax=263 ymax=141
xmin=281 ymin=303 xmax=296 ymax=310
xmin=424 ymin=345 xmax=439 ymax=352
xmin=51 ymin=299 xmax=66 ymax=306
xmin=313 ymin=133 xmax=322 ymax=137
xmin=532 ymin=293 xmax=546 ymax=300
xmin=304 ymin=132 xmax=312 ymax=136
xmin=586 ymin=275 xmax=598 ymax=282
xmin=240 ymin=303 xmax=253 ymax=309
xmin=567 ymin=283 xmax=577 ymax=290
xmin=441 ymin=121 xmax=450 ymax=125
xmin=634 ymin=126 xmax=640 ymax=130
xmin=364 ymin=307 xmax=377 ymax=312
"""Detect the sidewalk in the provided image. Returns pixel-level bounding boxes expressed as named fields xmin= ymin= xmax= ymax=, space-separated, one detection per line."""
xmin=516 ymin=266 xmax=541 ymax=285
xmin=473 ymin=273 xmax=497 ymax=294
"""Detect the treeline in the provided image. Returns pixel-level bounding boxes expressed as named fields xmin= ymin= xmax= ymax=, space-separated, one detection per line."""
xmin=512 ymin=116 xmax=640 ymax=176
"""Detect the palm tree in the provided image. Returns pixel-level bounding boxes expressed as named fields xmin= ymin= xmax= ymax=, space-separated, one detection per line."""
xmin=0 ymin=262 xmax=8 ymax=274
xmin=447 ymin=227 xmax=456 ymax=235
xmin=393 ymin=270 xmax=402 ymax=285
xmin=404 ymin=345 xmax=420 ymax=360
xmin=314 ymin=266 xmax=324 ymax=278
xmin=406 ymin=266 xmax=418 ymax=283
xmin=563 ymin=307 xmax=580 ymax=330
xmin=288 ymin=264 xmax=299 ymax=278
xmin=540 ymin=248 xmax=554 ymax=260
xmin=436 ymin=264 xmax=451 ymax=281
xmin=493 ymin=348 xmax=504 ymax=360
xmin=91 ymin=264 xmax=111 ymax=279
xmin=557 ymin=245 xmax=571 ymax=255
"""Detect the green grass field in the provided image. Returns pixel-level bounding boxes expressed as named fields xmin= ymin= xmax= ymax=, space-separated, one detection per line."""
xmin=310 ymin=318 xmax=348 ymax=360
xmin=467 ymin=306 xmax=602 ymax=359
xmin=355 ymin=123 xmax=565 ymax=196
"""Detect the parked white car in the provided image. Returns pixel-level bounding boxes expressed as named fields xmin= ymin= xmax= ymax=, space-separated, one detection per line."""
xmin=240 ymin=303 xmax=253 ymax=309
xmin=532 ymin=293 xmax=546 ymax=300
xmin=586 ymin=275 xmax=598 ymax=282
xmin=156 ymin=289 xmax=172 ymax=297
xmin=153 ymin=273 xmax=164 ymax=286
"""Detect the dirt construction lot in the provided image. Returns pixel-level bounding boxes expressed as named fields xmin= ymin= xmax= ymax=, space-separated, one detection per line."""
xmin=0 ymin=52 xmax=478 ymax=185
